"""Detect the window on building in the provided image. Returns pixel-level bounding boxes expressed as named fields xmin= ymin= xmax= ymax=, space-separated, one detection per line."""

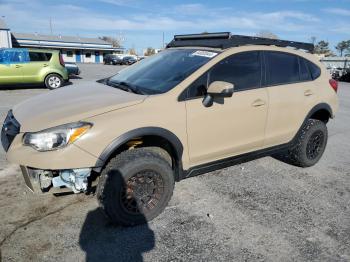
xmin=29 ymin=52 xmax=52 ymax=62
xmin=85 ymin=53 xmax=92 ymax=58
xmin=265 ymin=51 xmax=300 ymax=86
xmin=66 ymin=51 xmax=73 ymax=57
xmin=209 ymin=51 xmax=262 ymax=91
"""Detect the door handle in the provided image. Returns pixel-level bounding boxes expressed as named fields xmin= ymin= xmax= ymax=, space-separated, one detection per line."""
xmin=43 ymin=64 xmax=49 ymax=67
xmin=15 ymin=65 xmax=22 ymax=68
xmin=304 ymin=90 xmax=313 ymax=96
xmin=252 ymin=99 xmax=266 ymax=107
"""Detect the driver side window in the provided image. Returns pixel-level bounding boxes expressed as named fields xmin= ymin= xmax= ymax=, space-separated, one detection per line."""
xmin=182 ymin=51 xmax=262 ymax=101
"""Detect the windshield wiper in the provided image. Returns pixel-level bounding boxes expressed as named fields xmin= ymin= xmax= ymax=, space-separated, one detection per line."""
xmin=107 ymin=80 xmax=145 ymax=95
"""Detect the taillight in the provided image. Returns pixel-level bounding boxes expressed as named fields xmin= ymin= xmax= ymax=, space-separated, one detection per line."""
xmin=329 ymin=79 xmax=338 ymax=93
xmin=59 ymin=53 xmax=65 ymax=67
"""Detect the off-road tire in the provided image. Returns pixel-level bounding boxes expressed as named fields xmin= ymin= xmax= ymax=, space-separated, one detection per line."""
xmin=45 ymin=74 xmax=63 ymax=89
xmin=97 ymin=148 xmax=175 ymax=226
xmin=285 ymin=119 xmax=328 ymax=167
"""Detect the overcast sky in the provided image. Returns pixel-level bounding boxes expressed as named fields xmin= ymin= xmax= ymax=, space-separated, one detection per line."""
xmin=1 ymin=0 xmax=350 ymax=54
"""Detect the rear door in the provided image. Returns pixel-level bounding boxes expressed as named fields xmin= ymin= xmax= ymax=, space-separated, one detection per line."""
xmin=263 ymin=51 xmax=317 ymax=147
xmin=21 ymin=51 xmax=52 ymax=83
xmin=0 ymin=49 xmax=25 ymax=85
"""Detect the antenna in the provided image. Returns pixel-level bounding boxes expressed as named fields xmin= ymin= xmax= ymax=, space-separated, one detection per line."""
xmin=49 ymin=17 xmax=53 ymax=35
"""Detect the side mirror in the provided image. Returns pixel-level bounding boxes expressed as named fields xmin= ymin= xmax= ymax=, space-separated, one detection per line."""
xmin=207 ymin=81 xmax=234 ymax=97
xmin=202 ymin=81 xmax=234 ymax=107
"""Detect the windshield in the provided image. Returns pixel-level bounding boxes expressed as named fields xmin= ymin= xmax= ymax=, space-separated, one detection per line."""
xmin=108 ymin=49 xmax=217 ymax=94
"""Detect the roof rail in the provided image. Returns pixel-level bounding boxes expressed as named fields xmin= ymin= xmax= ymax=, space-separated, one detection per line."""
xmin=167 ymin=33 xmax=314 ymax=53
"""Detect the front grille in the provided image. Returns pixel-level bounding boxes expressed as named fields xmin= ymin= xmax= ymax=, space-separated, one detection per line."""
xmin=1 ymin=110 xmax=20 ymax=152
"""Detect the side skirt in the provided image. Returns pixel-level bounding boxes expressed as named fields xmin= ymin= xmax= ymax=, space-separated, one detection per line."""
xmin=181 ymin=142 xmax=291 ymax=180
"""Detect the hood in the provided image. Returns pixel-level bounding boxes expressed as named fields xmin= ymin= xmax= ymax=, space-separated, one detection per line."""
xmin=13 ymin=81 xmax=146 ymax=132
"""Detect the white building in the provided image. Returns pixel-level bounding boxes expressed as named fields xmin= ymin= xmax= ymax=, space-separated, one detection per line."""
xmin=0 ymin=19 xmax=12 ymax=48
xmin=0 ymin=18 xmax=124 ymax=63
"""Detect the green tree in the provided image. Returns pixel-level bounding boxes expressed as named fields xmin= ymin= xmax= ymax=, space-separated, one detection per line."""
xmin=335 ymin=40 xmax=350 ymax=57
xmin=314 ymin=40 xmax=333 ymax=56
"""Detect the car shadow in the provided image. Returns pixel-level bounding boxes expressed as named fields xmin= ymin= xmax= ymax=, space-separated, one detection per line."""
xmin=79 ymin=171 xmax=155 ymax=262
xmin=69 ymin=75 xmax=82 ymax=79
xmin=0 ymin=84 xmax=46 ymax=90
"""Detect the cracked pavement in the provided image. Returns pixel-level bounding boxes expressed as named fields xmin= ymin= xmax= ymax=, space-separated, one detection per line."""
xmin=0 ymin=64 xmax=349 ymax=261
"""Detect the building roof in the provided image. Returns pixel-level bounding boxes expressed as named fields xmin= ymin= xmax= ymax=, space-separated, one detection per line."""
xmin=0 ymin=18 xmax=9 ymax=30
xmin=12 ymin=32 xmax=110 ymax=45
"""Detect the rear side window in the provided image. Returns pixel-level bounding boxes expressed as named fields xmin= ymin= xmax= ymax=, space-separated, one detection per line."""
xmin=306 ymin=60 xmax=321 ymax=80
xmin=29 ymin=52 xmax=52 ymax=62
xmin=265 ymin=51 xmax=299 ymax=86
xmin=209 ymin=51 xmax=261 ymax=91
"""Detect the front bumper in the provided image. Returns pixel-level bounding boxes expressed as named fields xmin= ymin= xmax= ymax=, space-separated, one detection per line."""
xmin=20 ymin=166 xmax=93 ymax=194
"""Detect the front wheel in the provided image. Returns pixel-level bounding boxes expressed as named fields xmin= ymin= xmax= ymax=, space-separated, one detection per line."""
xmin=97 ymin=148 xmax=175 ymax=226
xmin=45 ymin=74 xmax=63 ymax=89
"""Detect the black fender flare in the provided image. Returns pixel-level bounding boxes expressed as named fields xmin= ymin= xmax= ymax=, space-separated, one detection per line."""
xmin=95 ymin=127 xmax=184 ymax=179
xmin=305 ymin=103 xmax=333 ymax=121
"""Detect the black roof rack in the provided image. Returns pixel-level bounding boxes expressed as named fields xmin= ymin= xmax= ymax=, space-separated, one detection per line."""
xmin=167 ymin=32 xmax=314 ymax=53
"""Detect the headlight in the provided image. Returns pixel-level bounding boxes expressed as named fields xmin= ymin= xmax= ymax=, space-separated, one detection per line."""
xmin=23 ymin=122 xmax=92 ymax=151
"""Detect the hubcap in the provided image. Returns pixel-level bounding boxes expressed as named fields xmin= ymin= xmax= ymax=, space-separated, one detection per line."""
xmin=120 ymin=171 xmax=164 ymax=214
xmin=306 ymin=130 xmax=324 ymax=160
xmin=48 ymin=76 xmax=61 ymax=88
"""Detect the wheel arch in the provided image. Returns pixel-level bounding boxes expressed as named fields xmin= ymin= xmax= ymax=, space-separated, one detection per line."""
xmin=96 ymin=127 xmax=184 ymax=181
xmin=307 ymin=103 xmax=333 ymax=123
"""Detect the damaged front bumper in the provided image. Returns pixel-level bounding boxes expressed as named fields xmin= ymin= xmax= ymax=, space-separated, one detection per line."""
xmin=20 ymin=166 xmax=93 ymax=194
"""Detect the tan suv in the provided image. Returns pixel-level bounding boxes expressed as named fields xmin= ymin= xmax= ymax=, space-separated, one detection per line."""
xmin=1 ymin=33 xmax=338 ymax=226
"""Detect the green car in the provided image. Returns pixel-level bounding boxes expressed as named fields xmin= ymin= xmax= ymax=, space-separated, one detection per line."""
xmin=0 ymin=48 xmax=69 ymax=89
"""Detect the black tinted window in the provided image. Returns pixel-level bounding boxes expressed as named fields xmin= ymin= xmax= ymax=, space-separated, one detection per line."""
xmin=29 ymin=52 xmax=52 ymax=62
xmin=299 ymin=57 xmax=312 ymax=81
xmin=265 ymin=52 xmax=299 ymax=86
xmin=209 ymin=51 xmax=261 ymax=91
xmin=306 ymin=60 xmax=321 ymax=80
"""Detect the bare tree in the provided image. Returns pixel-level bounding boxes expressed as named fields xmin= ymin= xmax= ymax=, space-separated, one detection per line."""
xmin=309 ymin=36 xmax=317 ymax=45
xmin=99 ymin=36 xmax=121 ymax=47
xmin=128 ymin=48 xmax=137 ymax=55
xmin=256 ymin=30 xmax=279 ymax=39
xmin=144 ymin=47 xmax=156 ymax=56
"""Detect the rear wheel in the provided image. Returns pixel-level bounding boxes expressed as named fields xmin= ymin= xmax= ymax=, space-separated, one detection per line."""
xmin=97 ymin=148 xmax=175 ymax=226
xmin=284 ymin=119 xmax=328 ymax=167
xmin=45 ymin=74 xmax=63 ymax=89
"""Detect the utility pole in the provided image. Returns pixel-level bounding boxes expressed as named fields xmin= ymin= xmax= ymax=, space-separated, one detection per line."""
xmin=49 ymin=17 xmax=53 ymax=35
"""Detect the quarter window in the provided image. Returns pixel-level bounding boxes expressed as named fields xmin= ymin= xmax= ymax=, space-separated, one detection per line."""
xmin=209 ymin=51 xmax=261 ymax=91
xmin=306 ymin=60 xmax=321 ymax=80
xmin=265 ymin=51 xmax=300 ymax=86
xmin=299 ymin=57 xmax=312 ymax=81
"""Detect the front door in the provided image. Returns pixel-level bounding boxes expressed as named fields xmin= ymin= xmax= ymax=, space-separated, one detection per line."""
xmin=76 ymin=51 xmax=81 ymax=63
xmin=185 ymin=51 xmax=268 ymax=166
xmin=95 ymin=52 xmax=100 ymax=63
xmin=0 ymin=49 xmax=25 ymax=85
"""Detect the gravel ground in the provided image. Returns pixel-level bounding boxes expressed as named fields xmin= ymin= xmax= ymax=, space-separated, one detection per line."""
xmin=0 ymin=64 xmax=349 ymax=262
